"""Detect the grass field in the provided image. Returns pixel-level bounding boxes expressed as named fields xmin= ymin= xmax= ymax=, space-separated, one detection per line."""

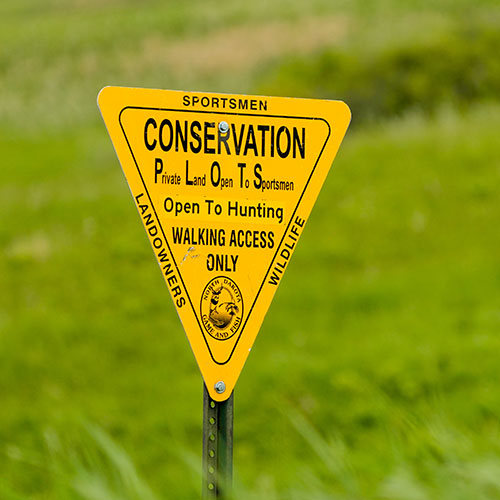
xmin=1 ymin=1 xmax=500 ymax=499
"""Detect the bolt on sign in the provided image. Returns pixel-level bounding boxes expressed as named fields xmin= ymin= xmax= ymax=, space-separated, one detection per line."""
xmin=98 ymin=87 xmax=350 ymax=401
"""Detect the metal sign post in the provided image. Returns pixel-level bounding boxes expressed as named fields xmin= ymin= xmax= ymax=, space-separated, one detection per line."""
xmin=202 ymin=384 xmax=234 ymax=499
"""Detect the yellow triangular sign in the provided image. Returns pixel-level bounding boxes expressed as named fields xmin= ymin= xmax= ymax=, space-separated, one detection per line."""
xmin=98 ymin=87 xmax=350 ymax=401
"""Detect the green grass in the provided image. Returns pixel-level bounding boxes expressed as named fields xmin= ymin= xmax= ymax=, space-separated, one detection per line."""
xmin=1 ymin=0 xmax=499 ymax=131
xmin=1 ymin=1 xmax=500 ymax=498
xmin=2 ymin=104 xmax=499 ymax=498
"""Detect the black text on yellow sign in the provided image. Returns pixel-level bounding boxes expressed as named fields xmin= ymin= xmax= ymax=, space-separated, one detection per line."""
xmin=98 ymin=87 xmax=350 ymax=401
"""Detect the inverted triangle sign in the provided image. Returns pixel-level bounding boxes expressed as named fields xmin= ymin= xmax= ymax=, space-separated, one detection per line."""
xmin=98 ymin=87 xmax=350 ymax=401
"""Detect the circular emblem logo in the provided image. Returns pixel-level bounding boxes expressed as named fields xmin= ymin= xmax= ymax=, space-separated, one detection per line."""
xmin=200 ymin=276 xmax=243 ymax=341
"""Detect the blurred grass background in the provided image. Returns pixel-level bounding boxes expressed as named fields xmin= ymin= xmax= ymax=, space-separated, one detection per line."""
xmin=1 ymin=1 xmax=500 ymax=499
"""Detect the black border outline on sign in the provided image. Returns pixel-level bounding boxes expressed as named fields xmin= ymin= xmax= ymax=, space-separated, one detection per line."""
xmin=118 ymin=106 xmax=331 ymax=365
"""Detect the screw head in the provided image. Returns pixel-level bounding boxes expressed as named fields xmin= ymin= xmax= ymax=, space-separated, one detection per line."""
xmin=214 ymin=381 xmax=226 ymax=394
xmin=218 ymin=121 xmax=229 ymax=134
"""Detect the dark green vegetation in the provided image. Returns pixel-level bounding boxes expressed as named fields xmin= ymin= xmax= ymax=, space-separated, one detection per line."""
xmin=258 ymin=26 xmax=500 ymax=124
xmin=1 ymin=1 xmax=499 ymax=499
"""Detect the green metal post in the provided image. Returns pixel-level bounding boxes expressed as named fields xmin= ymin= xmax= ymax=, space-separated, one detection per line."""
xmin=202 ymin=384 xmax=233 ymax=499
